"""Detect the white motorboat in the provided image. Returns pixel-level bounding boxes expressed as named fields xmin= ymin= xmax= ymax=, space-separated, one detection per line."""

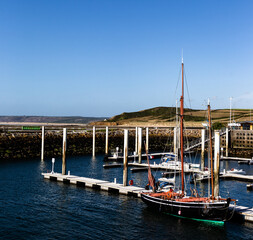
xmin=224 ymin=168 xmax=246 ymax=175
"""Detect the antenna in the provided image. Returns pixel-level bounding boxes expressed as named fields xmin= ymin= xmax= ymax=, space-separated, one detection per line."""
xmin=182 ymin=49 xmax=184 ymax=63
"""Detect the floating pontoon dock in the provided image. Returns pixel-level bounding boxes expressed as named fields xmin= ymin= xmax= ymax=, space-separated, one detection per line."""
xmin=220 ymin=173 xmax=253 ymax=182
xmin=221 ymin=156 xmax=252 ymax=163
xmin=42 ymin=172 xmax=144 ymax=197
xmin=128 ymin=162 xmax=202 ymax=173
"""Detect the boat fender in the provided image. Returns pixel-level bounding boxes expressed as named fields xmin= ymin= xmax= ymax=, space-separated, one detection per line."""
xmin=129 ymin=180 xmax=133 ymax=185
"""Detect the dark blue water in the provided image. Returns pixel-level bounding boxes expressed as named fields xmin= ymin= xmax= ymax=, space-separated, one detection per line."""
xmin=0 ymin=155 xmax=252 ymax=240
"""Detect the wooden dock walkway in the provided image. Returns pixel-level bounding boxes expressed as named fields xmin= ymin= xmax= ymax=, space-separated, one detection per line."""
xmin=42 ymin=172 xmax=253 ymax=223
xmin=221 ymin=156 xmax=252 ymax=162
xmin=42 ymin=172 xmax=144 ymax=197
xmin=220 ymin=173 xmax=253 ymax=182
xmin=128 ymin=162 xmax=202 ymax=173
xmin=232 ymin=205 xmax=253 ymax=223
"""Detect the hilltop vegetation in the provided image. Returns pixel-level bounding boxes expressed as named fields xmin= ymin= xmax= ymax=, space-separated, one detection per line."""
xmin=103 ymin=107 xmax=252 ymax=127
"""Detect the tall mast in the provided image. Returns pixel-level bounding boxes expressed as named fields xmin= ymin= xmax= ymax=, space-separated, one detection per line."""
xmin=180 ymin=57 xmax=184 ymax=193
xmin=208 ymin=99 xmax=214 ymax=199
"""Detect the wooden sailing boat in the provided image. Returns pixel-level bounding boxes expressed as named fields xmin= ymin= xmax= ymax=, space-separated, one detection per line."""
xmin=141 ymin=58 xmax=235 ymax=222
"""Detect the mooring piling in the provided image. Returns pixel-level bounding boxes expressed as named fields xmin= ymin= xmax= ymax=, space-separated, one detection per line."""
xmin=146 ymin=127 xmax=149 ymax=153
xmin=226 ymin=127 xmax=229 ymax=157
xmin=51 ymin=158 xmax=55 ymax=173
xmin=138 ymin=127 xmax=142 ymax=163
xmin=214 ymin=131 xmax=220 ymax=198
xmin=135 ymin=127 xmax=138 ymax=154
xmin=62 ymin=128 xmax=67 ymax=175
xmin=105 ymin=126 xmax=109 ymax=155
xmin=41 ymin=126 xmax=45 ymax=161
xmin=173 ymin=127 xmax=177 ymax=155
xmin=92 ymin=126 xmax=96 ymax=157
xmin=123 ymin=129 xmax=128 ymax=186
xmin=201 ymin=129 xmax=205 ymax=171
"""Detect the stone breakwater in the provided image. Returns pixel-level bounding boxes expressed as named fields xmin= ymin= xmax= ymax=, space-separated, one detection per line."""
xmin=0 ymin=128 xmax=201 ymax=160
xmin=1 ymin=128 xmax=252 ymax=160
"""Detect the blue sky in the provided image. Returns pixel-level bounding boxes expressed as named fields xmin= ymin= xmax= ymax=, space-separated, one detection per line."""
xmin=0 ymin=0 xmax=252 ymax=117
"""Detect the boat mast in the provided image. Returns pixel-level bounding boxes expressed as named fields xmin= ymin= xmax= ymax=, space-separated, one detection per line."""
xmin=208 ymin=99 xmax=214 ymax=199
xmin=180 ymin=57 xmax=184 ymax=193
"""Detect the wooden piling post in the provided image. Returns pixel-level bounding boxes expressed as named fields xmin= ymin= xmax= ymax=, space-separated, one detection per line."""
xmin=135 ymin=127 xmax=138 ymax=154
xmin=92 ymin=126 xmax=96 ymax=157
xmin=146 ymin=127 xmax=149 ymax=153
xmin=201 ymin=129 xmax=205 ymax=171
xmin=138 ymin=127 xmax=142 ymax=163
xmin=173 ymin=127 xmax=177 ymax=155
xmin=214 ymin=131 xmax=220 ymax=198
xmin=226 ymin=127 xmax=229 ymax=157
xmin=105 ymin=126 xmax=109 ymax=155
xmin=123 ymin=129 xmax=128 ymax=186
xmin=41 ymin=126 xmax=45 ymax=161
xmin=62 ymin=128 xmax=67 ymax=175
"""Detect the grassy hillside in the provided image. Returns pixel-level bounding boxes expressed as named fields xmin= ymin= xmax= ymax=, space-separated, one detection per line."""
xmin=105 ymin=107 xmax=252 ymax=126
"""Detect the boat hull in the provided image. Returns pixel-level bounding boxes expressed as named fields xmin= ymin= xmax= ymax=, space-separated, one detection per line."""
xmin=141 ymin=193 xmax=231 ymax=222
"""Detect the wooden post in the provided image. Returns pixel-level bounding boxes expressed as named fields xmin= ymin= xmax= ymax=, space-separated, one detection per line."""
xmin=146 ymin=127 xmax=149 ymax=153
xmin=105 ymin=126 xmax=109 ymax=155
xmin=226 ymin=127 xmax=229 ymax=157
xmin=92 ymin=126 xmax=96 ymax=157
xmin=41 ymin=126 xmax=45 ymax=161
xmin=135 ymin=127 xmax=138 ymax=154
xmin=123 ymin=129 xmax=128 ymax=186
xmin=138 ymin=127 xmax=142 ymax=163
xmin=173 ymin=127 xmax=177 ymax=155
xmin=214 ymin=131 xmax=220 ymax=198
xmin=201 ymin=129 xmax=205 ymax=171
xmin=62 ymin=128 xmax=67 ymax=175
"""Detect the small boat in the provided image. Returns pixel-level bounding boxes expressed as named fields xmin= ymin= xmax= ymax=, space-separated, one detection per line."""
xmin=247 ymin=184 xmax=253 ymax=190
xmin=103 ymin=163 xmax=122 ymax=168
xmin=158 ymin=177 xmax=175 ymax=185
xmin=130 ymin=167 xmax=149 ymax=172
xmin=225 ymin=168 xmax=246 ymax=175
xmin=191 ymin=171 xmax=210 ymax=183
xmin=238 ymin=160 xmax=250 ymax=164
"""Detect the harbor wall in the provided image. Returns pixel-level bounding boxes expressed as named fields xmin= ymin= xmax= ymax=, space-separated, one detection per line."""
xmin=0 ymin=129 xmax=200 ymax=160
xmin=1 ymin=128 xmax=253 ymax=160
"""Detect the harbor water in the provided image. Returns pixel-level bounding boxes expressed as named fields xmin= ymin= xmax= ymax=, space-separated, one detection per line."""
xmin=0 ymin=154 xmax=252 ymax=240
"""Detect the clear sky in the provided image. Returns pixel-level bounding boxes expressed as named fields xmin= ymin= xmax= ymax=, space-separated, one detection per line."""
xmin=0 ymin=0 xmax=252 ymax=117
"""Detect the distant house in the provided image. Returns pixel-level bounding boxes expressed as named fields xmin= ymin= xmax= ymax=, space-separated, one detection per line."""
xmin=239 ymin=121 xmax=253 ymax=130
xmin=227 ymin=121 xmax=253 ymax=130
